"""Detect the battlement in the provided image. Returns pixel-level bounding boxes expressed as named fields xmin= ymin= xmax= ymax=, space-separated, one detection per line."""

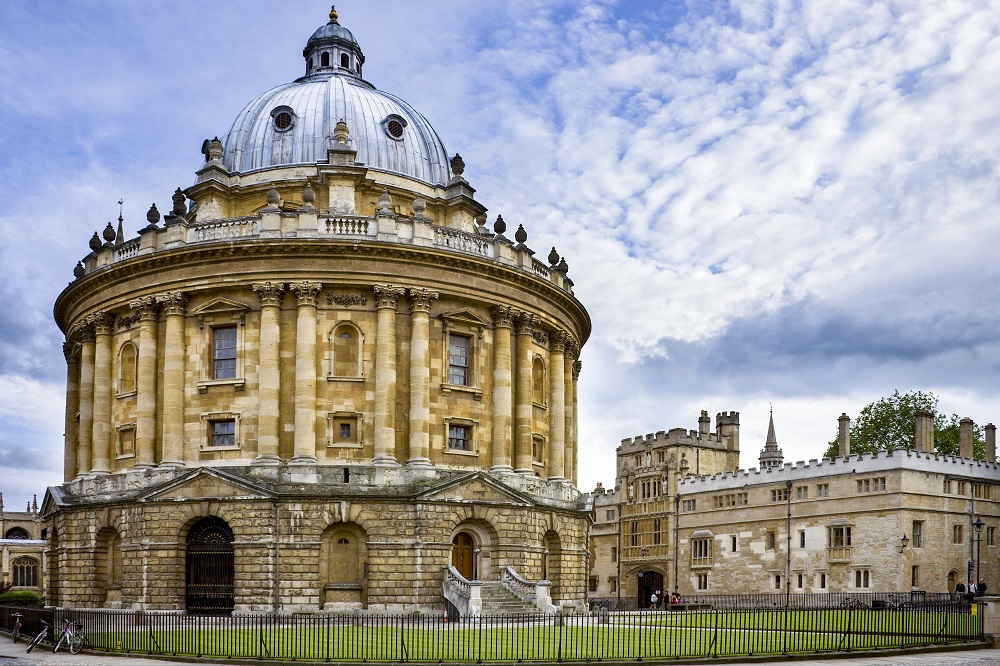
xmin=677 ymin=448 xmax=1000 ymax=492
xmin=617 ymin=410 xmax=740 ymax=454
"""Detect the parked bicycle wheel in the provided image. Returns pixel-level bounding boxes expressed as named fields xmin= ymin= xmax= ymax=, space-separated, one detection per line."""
xmin=26 ymin=623 xmax=49 ymax=653
xmin=69 ymin=625 xmax=84 ymax=654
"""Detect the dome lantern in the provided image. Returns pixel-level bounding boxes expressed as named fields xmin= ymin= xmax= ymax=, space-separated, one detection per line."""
xmin=303 ymin=5 xmax=365 ymax=79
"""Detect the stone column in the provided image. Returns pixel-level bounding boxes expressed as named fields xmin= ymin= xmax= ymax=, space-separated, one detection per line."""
xmin=563 ymin=341 xmax=577 ymax=485
xmin=570 ymin=359 xmax=581 ymax=484
xmin=158 ymin=292 xmax=188 ymax=467
xmin=514 ymin=311 xmax=538 ymax=474
xmin=90 ymin=312 xmax=114 ymax=475
xmin=373 ymin=285 xmax=405 ymax=466
xmin=253 ymin=282 xmax=285 ymax=465
xmin=548 ymin=330 xmax=567 ymax=481
xmin=291 ymin=281 xmax=322 ymax=464
xmin=489 ymin=305 xmax=515 ymax=473
xmin=407 ymin=287 xmax=438 ymax=467
xmin=131 ymin=298 xmax=161 ymax=467
xmin=62 ymin=342 xmax=80 ymax=482
xmin=76 ymin=325 xmax=95 ymax=477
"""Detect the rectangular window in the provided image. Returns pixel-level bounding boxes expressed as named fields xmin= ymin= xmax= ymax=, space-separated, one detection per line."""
xmin=799 ymin=530 xmax=806 ymax=548
xmin=630 ymin=521 xmax=639 ymax=547
xmin=731 ymin=535 xmax=737 ymax=552
xmin=796 ymin=485 xmax=808 ymax=500
xmin=209 ymin=419 xmax=235 ymax=447
xmin=816 ymin=483 xmax=829 ymax=497
xmin=448 ymin=424 xmax=470 ymax=451
xmin=653 ymin=519 xmax=662 ymax=545
xmin=212 ymin=326 xmax=237 ymax=379
xmin=118 ymin=428 xmax=135 ymax=457
xmin=830 ymin=526 xmax=852 ymax=547
xmin=944 ymin=479 xmax=952 ymax=494
xmin=771 ymin=488 xmax=789 ymax=502
xmin=820 ymin=573 xmax=827 ymax=589
xmin=682 ymin=499 xmax=696 ymax=512
xmin=606 ymin=510 xmax=616 ymax=521
xmin=696 ymin=573 xmax=708 ymax=590
xmin=989 ymin=527 xmax=996 ymax=547
xmin=873 ymin=477 xmax=886 ymax=491
xmin=911 ymin=565 xmax=919 ymax=588
xmin=692 ymin=538 xmax=712 ymax=565
xmin=448 ymin=334 xmax=470 ymax=385
xmin=855 ymin=569 xmax=870 ymax=588
xmin=975 ymin=483 xmax=991 ymax=499
xmin=953 ymin=524 xmax=964 ymax=544
xmin=767 ymin=531 xmax=776 ymax=550
xmin=797 ymin=573 xmax=804 ymax=589
xmin=532 ymin=435 xmax=544 ymax=463
xmin=589 ymin=576 xmax=598 ymax=593
xmin=339 ymin=422 xmax=352 ymax=439
xmin=713 ymin=495 xmax=723 ymax=509
xmin=609 ymin=578 xmax=617 ymax=593
xmin=657 ymin=451 xmax=665 ymax=463
xmin=958 ymin=481 xmax=967 ymax=495
xmin=774 ymin=574 xmax=782 ymax=590
xmin=611 ymin=546 xmax=617 ymax=562
xmin=856 ymin=479 xmax=870 ymax=493
xmin=912 ymin=521 xmax=923 ymax=548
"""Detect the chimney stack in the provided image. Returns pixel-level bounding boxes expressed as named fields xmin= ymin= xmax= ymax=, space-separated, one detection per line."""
xmin=986 ymin=423 xmax=996 ymax=461
xmin=960 ymin=417 xmax=974 ymax=459
xmin=915 ymin=409 xmax=934 ymax=453
xmin=698 ymin=410 xmax=710 ymax=436
xmin=838 ymin=413 xmax=851 ymax=458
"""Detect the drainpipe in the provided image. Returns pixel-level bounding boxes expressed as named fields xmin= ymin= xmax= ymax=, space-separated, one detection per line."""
xmin=273 ymin=501 xmax=281 ymax=613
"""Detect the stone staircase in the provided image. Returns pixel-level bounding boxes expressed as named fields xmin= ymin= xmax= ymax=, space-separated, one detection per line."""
xmin=477 ymin=580 xmax=545 ymax=616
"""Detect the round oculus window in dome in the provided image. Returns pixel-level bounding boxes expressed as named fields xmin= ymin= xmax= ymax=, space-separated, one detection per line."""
xmin=383 ymin=114 xmax=407 ymax=140
xmin=271 ymin=106 xmax=295 ymax=132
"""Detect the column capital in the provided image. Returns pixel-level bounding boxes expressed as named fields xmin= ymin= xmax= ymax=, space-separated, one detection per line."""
xmin=549 ymin=329 xmax=568 ymax=352
xmin=572 ymin=359 xmax=582 ymax=380
xmin=157 ymin=291 xmax=189 ymax=316
xmin=62 ymin=341 xmax=80 ymax=363
xmin=129 ymin=296 xmax=162 ymax=322
xmin=514 ymin=311 xmax=539 ymax=336
xmin=565 ymin=337 xmax=580 ymax=359
xmin=373 ymin=284 xmax=406 ymax=310
xmin=490 ymin=304 xmax=516 ymax=329
xmin=76 ymin=322 xmax=96 ymax=343
xmin=253 ymin=281 xmax=287 ymax=307
xmin=407 ymin=287 xmax=439 ymax=313
xmin=290 ymin=281 xmax=322 ymax=306
xmin=89 ymin=311 xmax=115 ymax=336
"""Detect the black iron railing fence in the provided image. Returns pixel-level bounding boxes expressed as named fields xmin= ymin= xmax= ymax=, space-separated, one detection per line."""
xmin=589 ymin=591 xmax=958 ymax=611
xmin=0 ymin=596 xmax=984 ymax=662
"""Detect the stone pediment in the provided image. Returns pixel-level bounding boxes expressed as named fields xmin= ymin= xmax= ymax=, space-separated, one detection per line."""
xmin=139 ymin=469 xmax=273 ymax=503
xmin=416 ymin=472 xmax=535 ymax=506
xmin=439 ymin=308 xmax=490 ymax=328
xmin=191 ymin=297 xmax=252 ymax=315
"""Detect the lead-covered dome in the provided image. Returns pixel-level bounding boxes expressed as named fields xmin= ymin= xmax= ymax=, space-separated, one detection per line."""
xmin=218 ymin=8 xmax=452 ymax=185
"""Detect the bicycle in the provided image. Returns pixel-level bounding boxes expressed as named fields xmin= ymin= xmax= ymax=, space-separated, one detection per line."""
xmin=839 ymin=598 xmax=869 ymax=610
xmin=9 ymin=612 xmax=22 ymax=643
xmin=25 ymin=619 xmax=51 ymax=653
xmin=53 ymin=618 xmax=85 ymax=654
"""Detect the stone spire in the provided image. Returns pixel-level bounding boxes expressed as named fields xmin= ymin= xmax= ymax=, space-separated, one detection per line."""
xmin=758 ymin=405 xmax=784 ymax=470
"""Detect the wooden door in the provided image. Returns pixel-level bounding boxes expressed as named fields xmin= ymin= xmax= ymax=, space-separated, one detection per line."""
xmin=451 ymin=532 xmax=475 ymax=579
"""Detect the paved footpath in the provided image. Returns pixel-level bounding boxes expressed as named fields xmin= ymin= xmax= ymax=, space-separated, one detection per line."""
xmin=4 ymin=646 xmax=1000 ymax=666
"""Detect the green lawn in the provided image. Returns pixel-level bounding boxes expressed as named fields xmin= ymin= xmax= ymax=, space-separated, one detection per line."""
xmin=83 ymin=609 xmax=982 ymax=662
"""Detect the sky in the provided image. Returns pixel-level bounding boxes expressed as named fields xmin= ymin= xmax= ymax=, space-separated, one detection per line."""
xmin=1 ymin=0 xmax=999 ymax=511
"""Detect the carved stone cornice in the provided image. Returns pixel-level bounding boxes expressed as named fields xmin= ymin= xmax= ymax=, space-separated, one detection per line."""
xmin=572 ymin=360 xmax=582 ymax=380
xmin=157 ymin=291 xmax=189 ymax=316
xmin=514 ymin=311 xmax=539 ymax=336
xmin=129 ymin=296 xmax=161 ymax=322
xmin=373 ymin=284 xmax=405 ymax=310
xmin=549 ymin=329 xmax=567 ymax=352
xmin=490 ymin=304 xmax=515 ymax=329
xmin=407 ymin=287 xmax=439 ymax=313
xmin=117 ymin=313 xmax=140 ymax=330
xmin=290 ymin=281 xmax=322 ymax=307
xmin=89 ymin=311 xmax=115 ymax=336
xmin=253 ymin=282 xmax=286 ymax=308
xmin=63 ymin=341 xmax=80 ymax=364
xmin=327 ymin=292 xmax=367 ymax=307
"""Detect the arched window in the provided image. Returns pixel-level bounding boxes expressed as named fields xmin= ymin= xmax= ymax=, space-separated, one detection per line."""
xmin=11 ymin=557 xmax=38 ymax=587
xmin=119 ymin=342 xmax=137 ymax=394
xmin=321 ymin=52 xmax=330 ymax=67
xmin=330 ymin=323 xmax=362 ymax=378
xmin=532 ymin=357 xmax=545 ymax=406
xmin=340 ymin=53 xmax=350 ymax=68
xmin=4 ymin=527 xmax=30 ymax=539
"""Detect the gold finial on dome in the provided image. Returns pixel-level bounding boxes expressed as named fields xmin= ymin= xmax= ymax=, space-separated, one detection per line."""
xmin=329 ymin=5 xmax=338 ymax=22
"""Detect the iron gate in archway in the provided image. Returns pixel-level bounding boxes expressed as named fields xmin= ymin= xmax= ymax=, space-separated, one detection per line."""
xmin=186 ymin=516 xmax=235 ymax=614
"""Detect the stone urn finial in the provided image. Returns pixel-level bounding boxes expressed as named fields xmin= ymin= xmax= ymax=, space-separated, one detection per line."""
xmin=266 ymin=187 xmax=280 ymax=206
xmin=302 ymin=182 xmax=316 ymax=206
xmin=450 ymin=153 xmax=465 ymax=178
xmin=378 ymin=189 xmax=392 ymax=212
xmin=412 ymin=197 xmax=426 ymax=216
xmin=547 ymin=247 xmax=560 ymax=266
xmin=203 ymin=136 xmax=224 ymax=162
xmin=146 ymin=203 xmax=161 ymax=226
xmin=171 ymin=188 xmax=187 ymax=217
xmin=514 ymin=224 xmax=527 ymax=245
xmin=102 ymin=222 xmax=116 ymax=243
xmin=557 ymin=257 xmax=569 ymax=274
xmin=89 ymin=232 xmax=102 ymax=252
xmin=494 ymin=214 xmax=506 ymax=235
xmin=334 ymin=119 xmax=350 ymax=144
xmin=73 ymin=261 xmax=85 ymax=279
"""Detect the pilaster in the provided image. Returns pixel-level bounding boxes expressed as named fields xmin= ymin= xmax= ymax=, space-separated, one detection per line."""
xmin=157 ymin=291 xmax=188 ymax=467
xmin=290 ymin=281 xmax=322 ymax=468
xmin=253 ymin=282 xmax=286 ymax=467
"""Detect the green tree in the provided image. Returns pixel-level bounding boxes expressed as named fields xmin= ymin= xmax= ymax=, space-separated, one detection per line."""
xmin=823 ymin=390 xmax=987 ymax=459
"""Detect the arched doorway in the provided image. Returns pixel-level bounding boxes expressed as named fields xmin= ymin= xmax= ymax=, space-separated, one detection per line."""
xmin=637 ymin=570 xmax=664 ymax=608
xmin=186 ymin=517 xmax=234 ymax=614
xmin=948 ymin=570 xmax=958 ymax=595
xmin=452 ymin=532 xmax=475 ymax=580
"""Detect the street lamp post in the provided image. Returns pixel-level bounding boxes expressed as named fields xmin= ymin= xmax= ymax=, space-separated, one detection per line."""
xmin=542 ymin=548 xmax=549 ymax=581
xmin=974 ymin=518 xmax=985 ymax=588
xmin=473 ymin=547 xmax=480 ymax=581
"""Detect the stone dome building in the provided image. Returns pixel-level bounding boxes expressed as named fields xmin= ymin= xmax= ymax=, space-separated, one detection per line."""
xmin=45 ymin=8 xmax=590 ymax=615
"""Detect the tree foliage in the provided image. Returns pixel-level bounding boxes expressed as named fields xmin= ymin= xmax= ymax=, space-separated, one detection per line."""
xmin=823 ymin=390 xmax=986 ymax=459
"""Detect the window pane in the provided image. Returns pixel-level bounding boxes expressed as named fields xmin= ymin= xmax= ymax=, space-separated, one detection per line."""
xmin=213 ymin=326 xmax=237 ymax=379
xmin=448 ymin=334 xmax=469 ymax=385
xmin=211 ymin=419 xmax=236 ymax=447
xmin=448 ymin=425 xmax=470 ymax=450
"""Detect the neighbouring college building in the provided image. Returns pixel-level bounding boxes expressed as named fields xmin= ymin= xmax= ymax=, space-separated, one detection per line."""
xmin=44 ymin=8 xmax=590 ymax=614
xmin=1 ymin=495 xmax=46 ymax=599
xmin=590 ymin=410 xmax=1000 ymax=607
